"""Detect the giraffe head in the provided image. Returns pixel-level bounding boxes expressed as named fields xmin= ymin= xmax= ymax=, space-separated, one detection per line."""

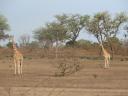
xmin=8 ymin=35 xmax=17 ymax=50
xmin=8 ymin=35 xmax=14 ymax=42
xmin=99 ymin=43 xmax=102 ymax=47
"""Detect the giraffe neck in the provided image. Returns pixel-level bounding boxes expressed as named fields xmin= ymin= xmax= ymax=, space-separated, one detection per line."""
xmin=13 ymin=44 xmax=17 ymax=51
xmin=101 ymin=44 xmax=106 ymax=53
xmin=12 ymin=39 xmax=18 ymax=52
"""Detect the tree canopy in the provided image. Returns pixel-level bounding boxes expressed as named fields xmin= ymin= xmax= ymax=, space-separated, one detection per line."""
xmin=56 ymin=14 xmax=90 ymax=45
xmin=0 ymin=15 xmax=10 ymax=40
xmin=34 ymin=21 xmax=68 ymax=48
xmin=84 ymin=11 xmax=128 ymax=57
xmin=33 ymin=12 xmax=128 ymax=51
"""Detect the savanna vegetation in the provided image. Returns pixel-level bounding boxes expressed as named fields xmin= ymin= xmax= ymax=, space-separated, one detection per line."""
xmin=0 ymin=12 xmax=128 ymax=76
xmin=1 ymin=12 xmax=128 ymax=96
xmin=1 ymin=12 xmax=127 ymax=57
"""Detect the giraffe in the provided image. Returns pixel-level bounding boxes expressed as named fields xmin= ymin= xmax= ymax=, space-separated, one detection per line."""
xmin=99 ymin=43 xmax=111 ymax=68
xmin=9 ymin=36 xmax=23 ymax=75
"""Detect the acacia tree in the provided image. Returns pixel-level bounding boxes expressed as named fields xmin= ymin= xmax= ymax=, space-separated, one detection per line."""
xmin=56 ymin=14 xmax=90 ymax=46
xmin=34 ymin=27 xmax=53 ymax=48
xmin=85 ymin=11 xmax=128 ymax=58
xmin=123 ymin=24 xmax=128 ymax=54
xmin=34 ymin=22 xmax=68 ymax=48
xmin=0 ymin=15 xmax=10 ymax=40
xmin=124 ymin=24 xmax=128 ymax=38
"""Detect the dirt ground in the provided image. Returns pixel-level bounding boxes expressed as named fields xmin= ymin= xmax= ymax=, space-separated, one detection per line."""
xmin=0 ymin=58 xmax=128 ymax=96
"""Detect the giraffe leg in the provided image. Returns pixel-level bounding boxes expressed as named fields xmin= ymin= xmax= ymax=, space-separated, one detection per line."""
xmin=109 ymin=56 xmax=111 ymax=66
xmin=106 ymin=58 xmax=109 ymax=68
xmin=20 ymin=59 xmax=23 ymax=75
xmin=107 ymin=56 xmax=110 ymax=68
xmin=104 ymin=58 xmax=107 ymax=68
xmin=108 ymin=58 xmax=110 ymax=68
xmin=18 ymin=61 xmax=20 ymax=75
xmin=14 ymin=59 xmax=17 ymax=75
xmin=104 ymin=59 xmax=106 ymax=68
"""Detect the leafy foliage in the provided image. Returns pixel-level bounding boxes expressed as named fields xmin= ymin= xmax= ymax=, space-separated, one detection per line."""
xmin=0 ymin=15 xmax=10 ymax=40
xmin=77 ymin=39 xmax=92 ymax=49
xmin=85 ymin=11 xmax=128 ymax=57
xmin=85 ymin=11 xmax=128 ymax=44
xmin=56 ymin=14 xmax=90 ymax=45
xmin=34 ymin=22 xmax=68 ymax=48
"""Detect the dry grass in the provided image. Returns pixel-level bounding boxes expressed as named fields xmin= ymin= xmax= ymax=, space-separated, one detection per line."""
xmin=0 ymin=48 xmax=128 ymax=95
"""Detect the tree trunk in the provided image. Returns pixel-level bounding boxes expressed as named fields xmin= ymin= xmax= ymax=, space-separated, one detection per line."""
xmin=109 ymin=42 xmax=114 ymax=60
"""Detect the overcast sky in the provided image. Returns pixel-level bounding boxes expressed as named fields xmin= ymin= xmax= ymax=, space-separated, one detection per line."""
xmin=0 ymin=0 xmax=128 ymax=44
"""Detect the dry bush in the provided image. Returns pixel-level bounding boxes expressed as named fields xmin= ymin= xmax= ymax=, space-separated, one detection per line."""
xmin=55 ymin=58 xmax=80 ymax=76
xmin=55 ymin=48 xmax=80 ymax=76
